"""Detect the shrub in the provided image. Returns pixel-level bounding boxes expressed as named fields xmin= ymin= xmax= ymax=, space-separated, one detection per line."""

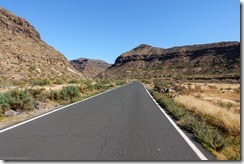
xmin=77 ymin=84 xmax=86 ymax=94
xmin=49 ymin=90 xmax=61 ymax=101
xmin=195 ymin=85 xmax=202 ymax=90
xmin=28 ymin=88 xmax=48 ymax=101
xmin=140 ymin=79 xmax=151 ymax=84
xmin=84 ymin=81 xmax=94 ymax=91
xmin=93 ymin=82 xmax=108 ymax=90
xmin=28 ymin=88 xmax=46 ymax=99
xmin=53 ymin=79 xmax=64 ymax=85
xmin=208 ymin=85 xmax=217 ymax=89
xmin=0 ymin=94 xmax=10 ymax=113
xmin=60 ymin=85 xmax=80 ymax=102
xmin=30 ymin=78 xmax=51 ymax=86
xmin=5 ymin=89 xmax=35 ymax=111
xmin=115 ymin=80 xmax=127 ymax=86
xmin=172 ymin=85 xmax=187 ymax=92
xmin=49 ymin=85 xmax=81 ymax=103
xmin=153 ymin=79 xmax=166 ymax=90
xmin=150 ymin=90 xmax=230 ymax=158
xmin=68 ymin=79 xmax=80 ymax=84
xmin=99 ymin=79 xmax=112 ymax=85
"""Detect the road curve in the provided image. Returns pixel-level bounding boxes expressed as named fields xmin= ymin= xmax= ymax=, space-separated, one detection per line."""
xmin=0 ymin=82 xmax=212 ymax=160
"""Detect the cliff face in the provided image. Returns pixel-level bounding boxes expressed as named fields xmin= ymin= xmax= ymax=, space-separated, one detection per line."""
xmin=71 ymin=58 xmax=111 ymax=78
xmin=0 ymin=8 xmax=40 ymax=40
xmin=0 ymin=8 xmax=81 ymax=83
xmin=104 ymin=42 xmax=240 ymax=80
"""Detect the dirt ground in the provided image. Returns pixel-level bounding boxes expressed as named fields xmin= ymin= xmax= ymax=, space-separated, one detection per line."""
xmin=0 ymin=84 xmax=72 ymax=94
xmin=0 ymin=100 xmax=62 ymax=130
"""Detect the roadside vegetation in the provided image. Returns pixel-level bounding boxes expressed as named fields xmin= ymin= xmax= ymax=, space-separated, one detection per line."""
xmin=0 ymin=79 xmax=128 ymax=126
xmin=146 ymin=79 xmax=240 ymax=160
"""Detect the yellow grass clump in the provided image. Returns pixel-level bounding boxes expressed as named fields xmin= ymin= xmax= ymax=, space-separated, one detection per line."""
xmin=174 ymin=95 xmax=240 ymax=135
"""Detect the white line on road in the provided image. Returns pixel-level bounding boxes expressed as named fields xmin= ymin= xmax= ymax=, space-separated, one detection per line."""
xmin=0 ymin=83 xmax=130 ymax=134
xmin=143 ymin=84 xmax=208 ymax=160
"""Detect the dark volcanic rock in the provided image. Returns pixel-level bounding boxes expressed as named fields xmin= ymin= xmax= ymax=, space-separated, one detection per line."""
xmin=71 ymin=58 xmax=111 ymax=78
xmin=105 ymin=42 xmax=240 ymax=80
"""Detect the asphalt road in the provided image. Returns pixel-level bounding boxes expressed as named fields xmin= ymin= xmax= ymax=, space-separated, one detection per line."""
xmin=0 ymin=82 xmax=213 ymax=160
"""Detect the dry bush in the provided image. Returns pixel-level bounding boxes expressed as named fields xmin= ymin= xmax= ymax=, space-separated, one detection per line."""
xmin=208 ymin=85 xmax=218 ymax=89
xmin=78 ymin=84 xmax=87 ymax=94
xmin=150 ymin=90 xmax=236 ymax=159
xmin=172 ymin=85 xmax=187 ymax=92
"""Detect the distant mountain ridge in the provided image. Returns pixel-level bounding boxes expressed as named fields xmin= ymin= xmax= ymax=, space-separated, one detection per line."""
xmin=0 ymin=7 xmax=81 ymax=83
xmin=103 ymin=42 xmax=240 ymax=81
xmin=70 ymin=58 xmax=111 ymax=78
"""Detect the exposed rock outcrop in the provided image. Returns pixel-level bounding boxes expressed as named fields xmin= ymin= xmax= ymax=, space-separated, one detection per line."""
xmin=71 ymin=58 xmax=111 ymax=78
xmin=0 ymin=7 xmax=81 ymax=83
xmin=103 ymin=42 xmax=240 ymax=81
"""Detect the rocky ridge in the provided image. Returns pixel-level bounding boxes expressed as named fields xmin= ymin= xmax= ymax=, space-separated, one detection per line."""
xmin=103 ymin=42 xmax=240 ymax=81
xmin=0 ymin=7 xmax=81 ymax=83
xmin=71 ymin=58 xmax=111 ymax=78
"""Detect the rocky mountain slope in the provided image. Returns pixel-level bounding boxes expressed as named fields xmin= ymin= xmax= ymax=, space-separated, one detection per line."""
xmin=0 ymin=7 xmax=81 ymax=83
xmin=103 ymin=42 xmax=240 ymax=81
xmin=71 ymin=58 xmax=111 ymax=78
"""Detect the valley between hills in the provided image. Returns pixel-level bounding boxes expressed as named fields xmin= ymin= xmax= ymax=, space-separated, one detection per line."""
xmin=0 ymin=7 xmax=240 ymax=160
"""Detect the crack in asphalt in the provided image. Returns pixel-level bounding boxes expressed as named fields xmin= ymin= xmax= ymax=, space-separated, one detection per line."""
xmin=95 ymin=135 xmax=107 ymax=160
xmin=95 ymin=114 xmax=112 ymax=159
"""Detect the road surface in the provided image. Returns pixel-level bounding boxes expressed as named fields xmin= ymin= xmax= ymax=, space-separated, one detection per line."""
xmin=0 ymin=82 xmax=213 ymax=160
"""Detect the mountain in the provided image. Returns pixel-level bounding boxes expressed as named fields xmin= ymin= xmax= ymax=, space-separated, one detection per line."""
xmin=103 ymin=42 xmax=240 ymax=81
xmin=70 ymin=58 xmax=111 ymax=78
xmin=0 ymin=7 xmax=81 ymax=83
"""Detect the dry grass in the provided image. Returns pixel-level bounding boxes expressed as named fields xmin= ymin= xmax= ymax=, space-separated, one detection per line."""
xmin=150 ymin=80 xmax=240 ymax=160
xmin=180 ymin=83 xmax=240 ymax=114
xmin=174 ymin=82 xmax=240 ymax=135
xmin=174 ymin=82 xmax=240 ymax=159
xmin=174 ymin=95 xmax=240 ymax=135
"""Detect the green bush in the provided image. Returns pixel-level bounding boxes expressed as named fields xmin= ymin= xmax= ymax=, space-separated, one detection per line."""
xmin=25 ymin=87 xmax=51 ymax=102
xmin=28 ymin=88 xmax=46 ymax=99
xmin=93 ymin=82 xmax=107 ymax=90
xmin=53 ymin=79 xmax=65 ymax=85
xmin=49 ymin=85 xmax=81 ymax=103
xmin=68 ymin=79 xmax=80 ymax=84
xmin=193 ymin=124 xmax=228 ymax=151
xmin=4 ymin=89 xmax=35 ymax=111
xmin=140 ymin=79 xmax=151 ymax=84
xmin=115 ymin=80 xmax=126 ymax=86
xmin=0 ymin=94 xmax=10 ymax=113
xmin=60 ymin=85 xmax=80 ymax=102
xmin=99 ymin=79 xmax=112 ymax=85
xmin=84 ymin=81 xmax=94 ymax=91
xmin=49 ymin=90 xmax=61 ymax=101
xmin=30 ymin=78 xmax=51 ymax=86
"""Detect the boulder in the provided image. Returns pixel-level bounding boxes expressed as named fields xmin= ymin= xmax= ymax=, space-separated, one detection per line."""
xmin=168 ymin=88 xmax=176 ymax=93
xmin=4 ymin=110 xmax=18 ymax=116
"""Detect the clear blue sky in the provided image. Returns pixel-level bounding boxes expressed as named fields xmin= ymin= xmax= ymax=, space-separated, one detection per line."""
xmin=0 ymin=0 xmax=240 ymax=63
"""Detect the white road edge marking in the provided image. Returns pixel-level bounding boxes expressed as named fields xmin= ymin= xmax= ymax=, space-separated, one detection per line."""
xmin=143 ymin=84 xmax=208 ymax=160
xmin=0 ymin=83 xmax=130 ymax=134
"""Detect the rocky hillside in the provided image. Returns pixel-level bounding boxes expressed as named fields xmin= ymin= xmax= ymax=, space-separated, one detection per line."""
xmin=0 ymin=8 xmax=81 ymax=84
xmin=103 ymin=42 xmax=240 ymax=81
xmin=71 ymin=58 xmax=111 ymax=78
